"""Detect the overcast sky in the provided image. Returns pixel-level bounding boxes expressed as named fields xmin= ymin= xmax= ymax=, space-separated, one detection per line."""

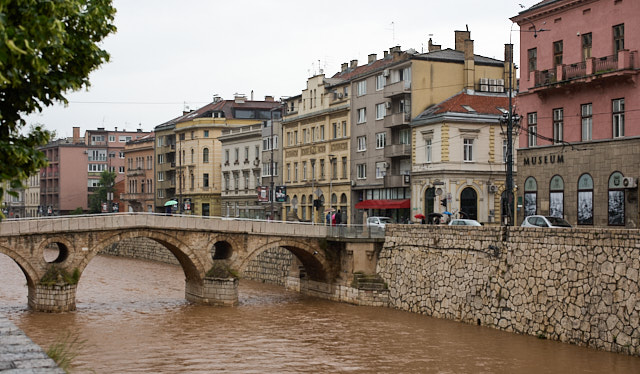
xmin=24 ymin=0 xmax=530 ymax=138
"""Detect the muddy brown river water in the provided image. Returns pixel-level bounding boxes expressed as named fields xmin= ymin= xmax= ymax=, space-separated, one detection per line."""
xmin=1 ymin=254 xmax=639 ymax=373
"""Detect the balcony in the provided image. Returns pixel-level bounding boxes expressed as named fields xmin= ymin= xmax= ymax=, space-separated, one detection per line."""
xmin=531 ymin=50 xmax=638 ymax=91
xmin=383 ymin=174 xmax=410 ymax=188
xmin=384 ymin=144 xmax=411 ymax=158
xmin=120 ymin=193 xmax=154 ymax=201
xmin=126 ymin=167 xmax=145 ymax=177
xmin=383 ymin=112 xmax=411 ymax=128
xmin=383 ymin=80 xmax=411 ymax=98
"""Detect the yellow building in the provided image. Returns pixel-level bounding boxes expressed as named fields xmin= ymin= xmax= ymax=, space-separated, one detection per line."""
xmin=282 ymin=75 xmax=351 ymax=223
xmin=154 ymin=95 xmax=282 ymax=216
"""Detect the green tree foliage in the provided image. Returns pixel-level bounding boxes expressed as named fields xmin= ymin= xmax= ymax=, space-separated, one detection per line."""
xmin=88 ymin=169 xmax=115 ymax=213
xmin=0 ymin=0 xmax=117 ymax=212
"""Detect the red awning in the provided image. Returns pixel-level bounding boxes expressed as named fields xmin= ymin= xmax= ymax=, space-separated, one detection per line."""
xmin=355 ymin=199 xmax=410 ymax=209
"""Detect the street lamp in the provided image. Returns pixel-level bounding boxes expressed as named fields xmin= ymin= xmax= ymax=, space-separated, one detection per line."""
xmin=502 ymin=42 xmax=521 ymax=226
xmin=328 ymin=154 xmax=336 ymax=214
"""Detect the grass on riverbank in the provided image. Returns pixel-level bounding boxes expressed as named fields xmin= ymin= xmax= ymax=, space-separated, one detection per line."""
xmin=46 ymin=332 xmax=87 ymax=373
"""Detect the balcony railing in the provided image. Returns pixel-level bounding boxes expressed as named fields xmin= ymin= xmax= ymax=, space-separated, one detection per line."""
xmin=533 ymin=50 xmax=637 ymax=88
xmin=384 ymin=143 xmax=411 ymax=158
xmin=120 ymin=193 xmax=154 ymax=201
xmin=383 ymin=80 xmax=411 ymax=98
xmin=126 ymin=168 xmax=145 ymax=177
xmin=383 ymin=112 xmax=411 ymax=128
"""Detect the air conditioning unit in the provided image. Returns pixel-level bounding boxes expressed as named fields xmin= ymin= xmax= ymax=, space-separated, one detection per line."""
xmin=383 ymin=69 xmax=390 ymax=77
xmin=623 ymin=177 xmax=637 ymax=188
xmin=381 ymin=162 xmax=389 ymax=168
xmin=489 ymin=79 xmax=497 ymax=85
xmin=489 ymin=185 xmax=498 ymax=193
xmin=496 ymin=79 xmax=505 ymax=86
xmin=479 ymin=78 xmax=489 ymax=85
xmin=489 ymin=86 xmax=499 ymax=92
xmin=480 ymin=85 xmax=489 ymax=92
xmin=385 ymin=102 xmax=392 ymax=109
xmin=338 ymin=92 xmax=344 ymax=99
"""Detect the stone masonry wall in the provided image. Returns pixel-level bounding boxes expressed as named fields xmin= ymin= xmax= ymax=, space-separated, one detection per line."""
xmin=242 ymin=246 xmax=296 ymax=286
xmin=100 ymin=237 xmax=179 ymax=265
xmin=379 ymin=225 xmax=640 ymax=355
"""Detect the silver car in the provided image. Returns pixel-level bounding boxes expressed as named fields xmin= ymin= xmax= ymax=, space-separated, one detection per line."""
xmin=521 ymin=215 xmax=572 ymax=228
xmin=366 ymin=217 xmax=393 ymax=228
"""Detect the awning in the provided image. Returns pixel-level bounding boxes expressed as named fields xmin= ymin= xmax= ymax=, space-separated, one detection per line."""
xmin=355 ymin=199 xmax=410 ymax=209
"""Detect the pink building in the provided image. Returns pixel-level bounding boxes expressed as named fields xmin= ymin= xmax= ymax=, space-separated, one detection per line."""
xmin=512 ymin=0 xmax=640 ymax=228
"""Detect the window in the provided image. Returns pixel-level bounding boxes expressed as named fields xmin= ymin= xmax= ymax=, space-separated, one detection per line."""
xmin=190 ymin=149 xmax=194 ymax=163
xmin=549 ymin=175 xmax=564 ymax=218
xmin=375 ymin=162 xmax=386 ymax=179
xmin=311 ymin=127 xmax=316 ymax=142
xmin=553 ymin=108 xmax=563 ymax=144
xmin=341 ymin=157 xmax=347 ymax=179
xmin=376 ymin=132 xmax=386 ymax=149
xmin=224 ymin=173 xmax=230 ymax=191
xmin=613 ymin=98 xmax=625 ymax=138
xmin=332 ymin=123 xmax=338 ymax=139
xmin=399 ymin=128 xmax=410 ymax=145
xmin=342 ymin=121 xmax=347 ymax=138
xmin=108 ymin=135 xmax=115 ymax=142
xmin=553 ymin=40 xmax=563 ymax=67
xmin=528 ymin=48 xmax=537 ymax=72
xmin=302 ymin=161 xmax=307 ymax=180
xmin=119 ymin=135 xmax=132 ymax=142
xmin=233 ymin=173 xmax=239 ymax=190
xmin=582 ymin=33 xmax=592 ymax=61
xmin=286 ymin=163 xmax=291 ymax=181
xmin=287 ymin=131 xmax=291 ymax=146
xmin=577 ymin=173 xmax=594 ymax=225
xmin=357 ymin=108 xmax=366 ymax=124
xmin=203 ymin=148 xmax=209 ymax=163
xmin=203 ymin=173 xmax=209 ymax=188
xmin=463 ymin=139 xmax=474 ymax=161
xmin=244 ymin=147 xmax=249 ymax=161
xmin=503 ymin=139 xmax=508 ymax=163
xmin=357 ymin=136 xmax=366 ymax=151
xmin=294 ymin=162 xmax=298 ymax=181
xmin=190 ymin=131 xmax=194 ymax=139
xmin=613 ymin=24 xmax=624 ymax=54
xmin=331 ymin=158 xmax=337 ymax=179
xmin=356 ymin=164 xmax=366 ymax=179
xmin=376 ymin=74 xmax=385 ymax=90
xmin=425 ymin=138 xmax=432 ymax=163
xmin=157 ymin=171 xmax=164 ymax=181
xmin=224 ymin=149 xmax=230 ymax=164
xmin=234 ymin=148 xmax=239 ymax=163
xmin=204 ymin=130 xmax=209 ymax=138
xmin=119 ymin=151 xmax=124 ymax=158
xmin=524 ymin=177 xmax=537 ymax=217
xmin=320 ymin=159 xmax=325 ymax=179
xmin=357 ymin=80 xmax=367 ymax=96
xmin=527 ymin=113 xmax=537 ymax=147
xmin=581 ymin=103 xmax=592 ymax=141
xmin=303 ymin=129 xmax=308 ymax=144
xmin=320 ymin=125 xmax=325 ymax=141
xmin=294 ymin=130 xmax=298 ymax=144
xmin=376 ymin=103 xmax=386 ymax=120
xmin=255 ymin=145 xmax=259 ymax=158
xmin=608 ymin=172 xmax=625 ymax=225
xmin=244 ymin=172 xmax=249 ymax=190
xmin=310 ymin=161 xmax=316 ymax=180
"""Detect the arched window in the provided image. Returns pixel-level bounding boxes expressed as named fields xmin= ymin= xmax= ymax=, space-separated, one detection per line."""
xmin=425 ymin=187 xmax=435 ymax=215
xmin=577 ymin=174 xmax=593 ymax=225
xmin=524 ymin=177 xmax=537 ymax=217
xmin=460 ymin=187 xmax=478 ymax=220
xmin=549 ymin=175 xmax=564 ymax=218
xmin=331 ymin=193 xmax=338 ymax=208
xmin=340 ymin=193 xmax=348 ymax=225
xmin=301 ymin=195 xmax=307 ymax=220
xmin=203 ymin=148 xmax=209 ymax=163
xmin=190 ymin=148 xmax=194 ymax=163
xmin=608 ymin=172 xmax=625 ymax=226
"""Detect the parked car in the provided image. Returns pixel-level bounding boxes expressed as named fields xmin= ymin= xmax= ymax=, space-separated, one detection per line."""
xmin=366 ymin=217 xmax=393 ymax=228
xmin=521 ymin=215 xmax=572 ymax=228
xmin=449 ymin=219 xmax=482 ymax=226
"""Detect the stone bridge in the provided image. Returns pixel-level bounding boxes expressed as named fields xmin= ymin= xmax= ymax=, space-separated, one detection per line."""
xmin=0 ymin=214 xmax=383 ymax=312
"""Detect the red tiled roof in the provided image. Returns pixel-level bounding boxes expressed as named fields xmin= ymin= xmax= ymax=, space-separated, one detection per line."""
xmin=330 ymin=55 xmax=406 ymax=81
xmin=431 ymin=92 xmax=508 ymax=116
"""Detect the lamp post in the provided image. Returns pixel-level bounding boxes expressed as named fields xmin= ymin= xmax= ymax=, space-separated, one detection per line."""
xmin=503 ymin=41 xmax=521 ymax=226
xmin=328 ymin=154 xmax=336 ymax=215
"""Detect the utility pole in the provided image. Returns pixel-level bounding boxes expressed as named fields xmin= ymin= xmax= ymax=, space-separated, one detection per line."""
xmin=504 ymin=43 xmax=520 ymax=226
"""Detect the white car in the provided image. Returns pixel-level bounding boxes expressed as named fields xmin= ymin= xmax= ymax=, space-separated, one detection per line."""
xmin=448 ymin=219 xmax=482 ymax=226
xmin=521 ymin=215 xmax=572 ymax=228
xmin=366 ymin=217 xmax=393 ymax=228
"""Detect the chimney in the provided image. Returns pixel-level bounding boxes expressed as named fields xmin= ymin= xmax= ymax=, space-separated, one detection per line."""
xmin=455 ymin=30 xmax=471 ymax=51
xmin=72 ymin=127 xmax=80 ymax=144
xmin=463 ymin=39 xmax=475 ymax=90
xmin=428 ymin=38 xmax=441 ymax=52
xmin=383 ymin=50 xmax=389 ymax=58
xmin=264 ymin=95 xmax=274 ymax=102
xmin=368 ymin=53 xmax=377 ymax=64
xmin=114 ymin=126 xmax=118 ymax=132
xmin=350 ymin=59 xmax=358 ymax=69
xmin=251 ymin=90 xmax=254 ymax=101
xmin=341 ymin=62 xmax=348 ymax=72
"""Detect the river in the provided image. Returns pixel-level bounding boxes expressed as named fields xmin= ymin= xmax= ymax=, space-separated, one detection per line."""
xmin=1 ymin=254 xmax=639 ymax=373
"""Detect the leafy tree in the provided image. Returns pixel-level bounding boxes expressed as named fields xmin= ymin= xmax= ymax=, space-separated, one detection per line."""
xmin=0 ymin=0 xmax=117 ymax=213
xmin=88 ymin=170 xmax=115 ymax=213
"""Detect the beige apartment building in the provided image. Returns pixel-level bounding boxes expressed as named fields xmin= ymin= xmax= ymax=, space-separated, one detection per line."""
xmin=154 ymin=95 xmax=282 ymax=216
xmin=121 ymin=133 xmax=155 ymax=212
xmin=282 ymin=75 xmax=351 ymax=223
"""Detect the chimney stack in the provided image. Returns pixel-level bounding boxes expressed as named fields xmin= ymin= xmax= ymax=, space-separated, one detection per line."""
xmin=455 ymin=30 xmax=471 ymax=51
xmin=350 ymin=59 xmax=358 ymax=69
xmin=428 ymin=38 xmax=441 ymax=52
xmin=72 ymin=127 xmax=80 ymax=144
xmin=504 ymin=44 xmax=515 ymax=91
xmin=341 ymin=62 xmax=348 ymax=72
xmin=463 ymin=39 xmax=475 ymax=90
xmin=368 ymin=54 xmax=377 ymax=64
xmin=264 ymin=95 xmax=274 ymax=102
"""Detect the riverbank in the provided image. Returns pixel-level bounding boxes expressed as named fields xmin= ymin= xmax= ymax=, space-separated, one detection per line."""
xmin=0 ymin=314 xmax=63 ymax=373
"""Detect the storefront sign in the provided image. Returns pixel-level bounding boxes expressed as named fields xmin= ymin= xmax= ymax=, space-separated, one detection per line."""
xmin=257 ymin=186 xmax=269 ymax=202
xmin=275 ymin=186 xmax=287 ymax=202
xmin=523 ymin=154 xmax=564 ymax=166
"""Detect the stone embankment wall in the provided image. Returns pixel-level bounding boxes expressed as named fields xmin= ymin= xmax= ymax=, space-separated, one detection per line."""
xmin=242 ymin=247 xmax=296 ymax=286
xmin=379 ymin=225 xmax=640 ymax=355
xmin=101 ymin=237 xmax=179 ymax=265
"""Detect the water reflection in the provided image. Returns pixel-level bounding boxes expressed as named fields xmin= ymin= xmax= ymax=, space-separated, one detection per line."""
xmin=1 ymin=254 xmax=638 ymax=373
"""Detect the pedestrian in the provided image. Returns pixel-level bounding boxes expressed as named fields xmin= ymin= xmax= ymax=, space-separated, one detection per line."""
xmin=331 ymin=212 xmax=336 ymax=226
xmin=326 ymin=211 xmax=331 ymax=225
xmin=335 ymin=210 xmax=342 ymax=225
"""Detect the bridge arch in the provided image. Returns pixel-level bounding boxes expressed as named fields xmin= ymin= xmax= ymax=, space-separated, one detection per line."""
xmin=81 ymin=229 xmax=208 ymax=285
xmin=0 ymin=245 xmax=39 ymax=290
xmin=238 ymin=237 xmax=331 ymax=282
xmin=38 ymin=236 xmax=76 ymax=264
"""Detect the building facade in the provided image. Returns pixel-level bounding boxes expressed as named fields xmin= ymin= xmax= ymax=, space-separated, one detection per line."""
xmin=121 ymin=134 xmax=155 ymax=213
xmin=512 ymin=0 xmax=640 ymax=227
xmin=282 ymin=75 xmax=351 ymax=224
xmin=220 ymin=123 xmax=264 ymax=219
xmin=261 ymin=118 xmax=284 ymax=220
xmin=411 ymin=91 xmax=511 ymax=224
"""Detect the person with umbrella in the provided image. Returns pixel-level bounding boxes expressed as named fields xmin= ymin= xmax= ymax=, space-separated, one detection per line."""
xmin=414 ymin=213 xmax=426 ymax=224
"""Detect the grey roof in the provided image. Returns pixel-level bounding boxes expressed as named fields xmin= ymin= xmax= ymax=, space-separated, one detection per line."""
xmin=413 ymin=48 xmax=504 ymax=66
xmin=519 ymin=0 xmax=562 ymax=15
